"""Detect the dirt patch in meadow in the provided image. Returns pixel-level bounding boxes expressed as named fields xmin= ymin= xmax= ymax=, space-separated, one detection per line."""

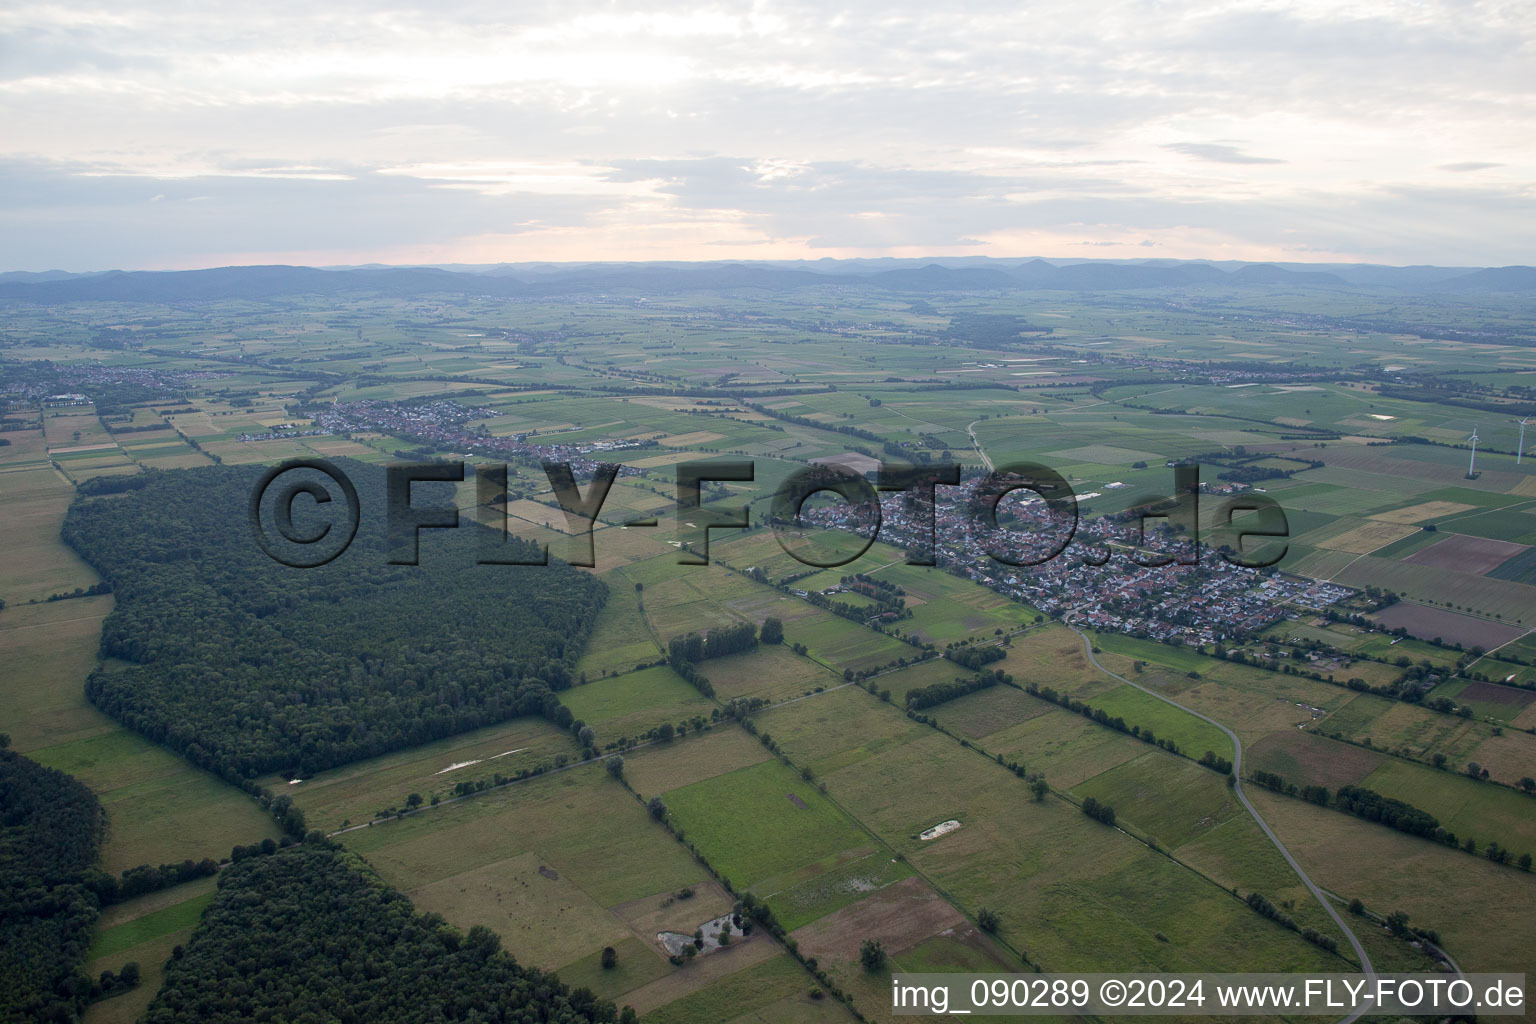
xmin=788 ymin=876 xmax=964 ymax=963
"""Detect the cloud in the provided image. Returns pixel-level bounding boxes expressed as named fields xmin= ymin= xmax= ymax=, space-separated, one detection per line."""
xmin=1164 ymin=143 xmax=1286 ymax=166
xmin=0 ymin=0 xmax=1531 ymax=268
xmin=0 ymin=156 xmax=618 ymax=269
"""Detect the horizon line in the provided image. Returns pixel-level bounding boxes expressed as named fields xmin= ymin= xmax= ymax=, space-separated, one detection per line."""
xmin=5 ymin=254 xmax=1527 ymax=277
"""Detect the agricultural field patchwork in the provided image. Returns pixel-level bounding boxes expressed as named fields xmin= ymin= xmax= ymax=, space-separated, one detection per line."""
xmin=4 ymin=273 xmax=1536 ymax=1021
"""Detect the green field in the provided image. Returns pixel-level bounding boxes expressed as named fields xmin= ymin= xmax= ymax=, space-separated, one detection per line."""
xmin=700 ymin=644 xmax=847 ymax=704
xmin=1084 ymin=685 xmax=1234 ymax=762
xmin=561 ymin=665 xmax=717 ymax=744
xmin=1072 ymin=752 xmax=1241 ymax=849
xmin=642 ymin=955 xmax=850 ymax=1024
xmin=575 ymin=575 xmax=662 ymax=678
xmin=1359 ymin=758 xmax=1536 ymax=856
xmin=661 ymin=757 xmax=873 ymax=889
xmin=754 ymin=685 xmax=933 ymax=777
xmin=87 ymin=887 xmax=215 ymax=962
xmin=81 ymin=881 xmax=217 ymax=1024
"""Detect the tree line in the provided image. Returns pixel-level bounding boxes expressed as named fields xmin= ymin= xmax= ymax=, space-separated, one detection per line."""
xmin=1249 ymin=770 xmax=1533 ymax=871
xmin=666 ymin=620 xmax=769 ymax=698
xmin=942 ymin=644 xmax=1007 ymax=670
xmin=84 ymin=857 xmax=219 ymax=907
xmin=667 ymin=622 xmax=760 ymax=665
xmin=1026 ymin=684 xmax=1186 ymax=760
xmin=0 ymin=745 xmax=109 ymax=1023
xmin=1080 ymin=796 xmax=1116 ymax=826
xmin=905 ymin=670 xmax=1007 ymax=710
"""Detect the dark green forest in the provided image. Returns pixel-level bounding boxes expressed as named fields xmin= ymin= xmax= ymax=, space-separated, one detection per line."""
xmin=62 ymin=463 xmax=608 ymax=781
xmin=143 ymin=841 xmax=622 ymax=1024
xmin=0 ymin=747 xmax=105 ymax=1024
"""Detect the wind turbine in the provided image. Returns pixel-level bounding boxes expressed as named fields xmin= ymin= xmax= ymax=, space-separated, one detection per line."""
xmin=1520 ymin=416 xmax=1531 ymax=466
xmin=1467 ymin=425 xmax=1480 ymax=478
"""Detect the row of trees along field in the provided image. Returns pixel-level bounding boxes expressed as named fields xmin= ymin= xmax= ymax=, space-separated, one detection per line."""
xmin=1251 ymin=770 xmax=1533 ymax=870
xmin=905 ymin=670 xmax=1007 ymax=709
xmin=666 ymin=621 xmax=761 ymax=665
xmin=62 ymin=463 xmax=608 ymax=781
xmin=0 ymin=742 xmax=108 ymax=1023
xmin=143 ymin=840 xmax=626 ymax=1024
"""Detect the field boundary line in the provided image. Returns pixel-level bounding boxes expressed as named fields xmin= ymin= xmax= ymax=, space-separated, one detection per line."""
xmin=323 ymin=736 xmax=665 ymax=837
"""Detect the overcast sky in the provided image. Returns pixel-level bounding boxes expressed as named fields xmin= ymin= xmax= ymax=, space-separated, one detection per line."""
xmin=2 ymin=0 xmax=1533 ymax=270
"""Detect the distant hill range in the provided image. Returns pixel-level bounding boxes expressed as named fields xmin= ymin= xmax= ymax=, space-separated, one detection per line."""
xmin=1 ymin=257 xmax=1532 ymax=303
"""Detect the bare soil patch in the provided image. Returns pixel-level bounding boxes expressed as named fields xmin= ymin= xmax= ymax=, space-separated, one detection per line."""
xmin=1371 ymin=603 xmax=1525 ymax=650
xmin=1457 ymin=681 xmax=1535 ymax=709
xmin=1403 ymin=534 xmax=1528 ymax=575
xmin=1247 ymin=730 xmax=1381 ymax=790
xmin=918 ymin=819 xmax=960 ymax=841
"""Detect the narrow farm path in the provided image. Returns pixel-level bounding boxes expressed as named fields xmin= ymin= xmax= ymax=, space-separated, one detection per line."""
xmin=1064 ymin=621 xmax=1379 ymax=1016
xmin=966 ymin=419 xmax=994 ymax=471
